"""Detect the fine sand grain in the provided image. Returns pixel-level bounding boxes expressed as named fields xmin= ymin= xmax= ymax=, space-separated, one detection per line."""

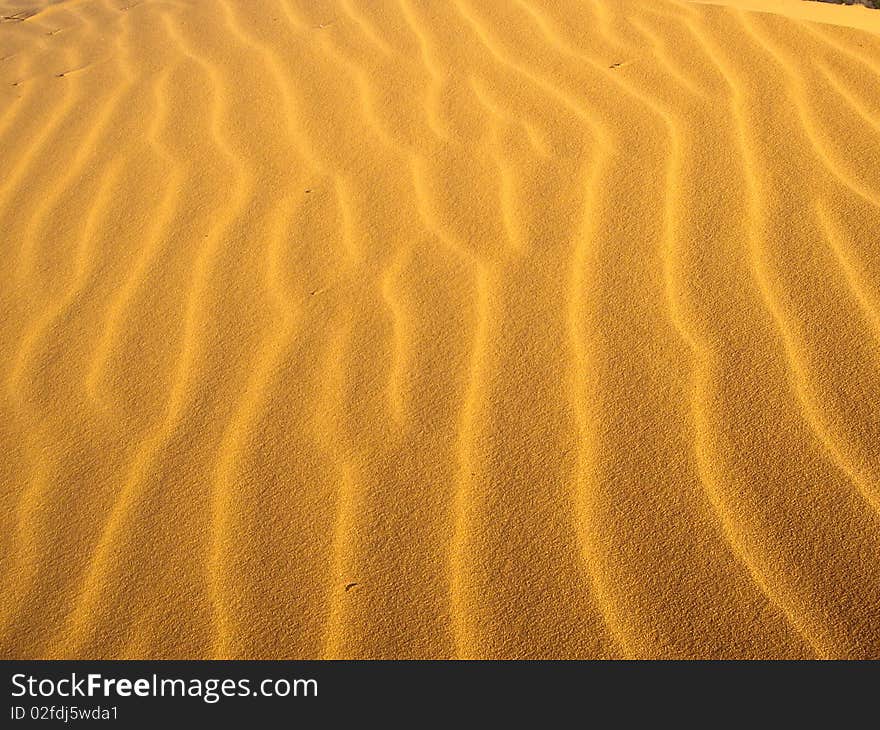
xmin=1 ymin=0 xmax=880 ymax=659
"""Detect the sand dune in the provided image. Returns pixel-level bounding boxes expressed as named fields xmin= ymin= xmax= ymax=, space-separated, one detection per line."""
xmin=1 ymin=0 xmax=879 ymax=659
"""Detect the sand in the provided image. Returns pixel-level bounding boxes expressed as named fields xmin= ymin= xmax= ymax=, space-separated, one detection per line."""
xmin=1 ymin=0 xmax=879 ymax=660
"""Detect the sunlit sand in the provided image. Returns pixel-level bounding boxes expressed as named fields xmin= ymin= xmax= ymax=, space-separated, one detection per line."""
xmin=1 ymin=0 xmax=879 ymax=659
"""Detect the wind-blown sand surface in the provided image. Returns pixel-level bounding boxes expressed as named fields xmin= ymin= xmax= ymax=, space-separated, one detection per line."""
xmin=1 ymin=0 xmax=879 ymax=659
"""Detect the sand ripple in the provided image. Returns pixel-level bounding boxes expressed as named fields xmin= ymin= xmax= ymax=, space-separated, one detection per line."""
xmin=1 ymin=0 xmax=880 ymax=658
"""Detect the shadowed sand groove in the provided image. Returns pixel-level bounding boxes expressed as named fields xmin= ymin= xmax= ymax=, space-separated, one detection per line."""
xmin=1 ymin=0 xmax=880 ymax=659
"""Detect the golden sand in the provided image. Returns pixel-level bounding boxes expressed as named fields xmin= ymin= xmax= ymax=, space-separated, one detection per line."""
xmin=1 ymin=0 xmax=879 ymax=659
